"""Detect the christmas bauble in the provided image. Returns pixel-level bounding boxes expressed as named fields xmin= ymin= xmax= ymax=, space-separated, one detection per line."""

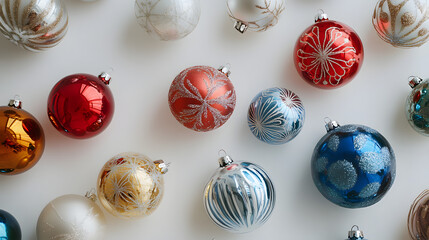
xmin=168 ymin=65 xmax=236 ymax=132
xmin=204 ymin=152 xmax=275 ymax=233
xmin=247 ymin=87 xmax=305 ymax=145
xmin=0 ymin=209 xmax=21 ymax=240
xmin=346 ymin=226 xmax=367 ymax=240
xmin=135 ymin=0 xmax=200 ymax=41
xmin=0 ymin=0 xmax=68 ymax=52
xmin=408 ymin=190 xmax=429 ymax=240
xmin=373 ymin=0 xmax=429 ymax=48
xmin=226 ymin=0 xmax=285 ymax=33
xmin=406 ymin=76 xmax=429 ymax=136
xmin=37 ymin=194 xmax=106 ymax=240
xmin=294 ymin=11 xmax=364 ymax=89
xmin=97 ymin=152 xmax=168 ymax=219
xmin=0 ymin=97 xmax=44 ymax=175
xmin=47 ymin=72 xmax=114 ymax=139
xmin=311 ymin=120 xmax=396 ymax=208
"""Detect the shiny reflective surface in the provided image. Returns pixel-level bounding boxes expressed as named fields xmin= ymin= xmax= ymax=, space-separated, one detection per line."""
xmin=294 ymin=18 xmax=364 ymax=89
xmin=0 ymin=106 xmax=44 ymax=175
xmin=135 ymin=0 xmax=200 ymax=41
xmin=408 ymin=190 xmax=429 ymax=240
xmin=226 ymin=0 xmax=285 ymax=32
xmin=406 ymin=79 xmax=429 ymax=136
xmin=311 ymin=124 xmax=395 ymax=208
xmin=373 ymin=0 xmax=429 ymax=48
xmin=248 ymin=87 xmax=305 ymax=145
xmin=37 ymin=194 xmax=106 ymax=240
xmin=47 ymin=73 xmax=114 ymax=139
xmin=0 ymin=209 xmax=21 ymax=240
xmin=0 ymin=0 xmax=68 ymax=52
xmin=168 ymin=66 xmax=236 ymax=132
xmin=204 ymin=157 xmax=275 ymax=233
xmin=97 ymin=152 xmax=166 ymax=219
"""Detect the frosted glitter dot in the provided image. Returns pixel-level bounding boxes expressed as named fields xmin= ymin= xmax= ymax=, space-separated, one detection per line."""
xmin=327 ymin=160 xmax=357 ymax=190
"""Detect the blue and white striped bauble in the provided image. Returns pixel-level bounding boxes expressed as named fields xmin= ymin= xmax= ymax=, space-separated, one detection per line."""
xmin=204 ymin=153 xmax=275 ymax=233
xmin=248 ymin=87 xmax=305 ymax=145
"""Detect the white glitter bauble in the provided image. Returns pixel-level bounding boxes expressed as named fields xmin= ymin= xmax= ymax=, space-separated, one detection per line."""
xmin=36 ymin=194 xmax=106 ymax=240
xmin=373 ymin=0 xmax=429 ymax=48
xmin=134 ymin=0 xmax=200 ymax=41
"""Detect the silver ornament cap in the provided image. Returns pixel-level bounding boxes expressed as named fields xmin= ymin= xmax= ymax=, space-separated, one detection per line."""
xmin=218 ymin=150 xmax=233 ymax=167
xmin=409 ymin=76 xmax=423 ymax=88
xmin=348 ymin=225 xmax=364 ymax=239
xmin=8 ymin=95 xmax=22 ymax=109
xmin=324 ymin=118 xmax=340 ymax=132
xmin=315 ymin=9 xmax=329 ymax=22
xmin=218 ymin=64 xmax=231 ymax=77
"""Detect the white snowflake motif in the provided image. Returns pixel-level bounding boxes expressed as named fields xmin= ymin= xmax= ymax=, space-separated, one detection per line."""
xmin=297 ymin=26 xmax=357 ymax=86
xmin=101 ymin=153 xmax=165 ymax=217
xmin=248 ymin=88 xmax=304 ymax=144
xmin=169 ymin=66 xmax=236 ymax=131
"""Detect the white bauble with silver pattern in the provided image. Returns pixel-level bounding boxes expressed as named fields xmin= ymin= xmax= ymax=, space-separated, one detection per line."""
xmin=134 ymin=0 xmax=200 ymax=41
xmin=0 ymin=0 xmax=68 ymax=52
xmin=37 ymin=194 xmax=106 ymax=240
xmin=226 ymin=0 xmax=285 ymax=33
xmin=373 ymin=0 xmax=429 ymax=48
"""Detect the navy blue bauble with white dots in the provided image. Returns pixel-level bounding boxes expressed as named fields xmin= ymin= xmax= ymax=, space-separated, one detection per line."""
xmin=311 ymin=120 xmax=396 ymax=208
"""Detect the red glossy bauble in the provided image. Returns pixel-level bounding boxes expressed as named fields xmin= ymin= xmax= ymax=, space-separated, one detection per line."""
xmin=47 ymin=73 xmax=114 ymax=139
xmin=294 ymin=13 xmax=364 ymax=89
xmin=168 ymin=65 xmax=236 ymax=132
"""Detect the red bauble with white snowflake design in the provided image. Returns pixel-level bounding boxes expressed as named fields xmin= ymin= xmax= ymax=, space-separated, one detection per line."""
xmin=294 ymin=11 xmax=364 ymax=89
xmin=168 ymin=65 xmax=236 ymax=132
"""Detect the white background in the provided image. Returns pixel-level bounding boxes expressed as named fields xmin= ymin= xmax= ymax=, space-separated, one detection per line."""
xmin=0 ymin=0 xmax=428 ymax=239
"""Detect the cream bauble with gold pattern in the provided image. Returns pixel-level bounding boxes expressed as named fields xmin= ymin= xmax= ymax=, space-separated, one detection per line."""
xmin=373 ymin=0 xmax=429 ymax=48
xmin=97 ymin=152 xmax=168 ymax=219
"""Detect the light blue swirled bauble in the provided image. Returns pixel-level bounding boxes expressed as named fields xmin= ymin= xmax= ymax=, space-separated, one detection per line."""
xmin=204 ymin=161 xmax=275 ymax=233
xmin=311 ymin=123 xmax=396 ymax=208
xmin=248 ymin=87 xmax=305 ymax=145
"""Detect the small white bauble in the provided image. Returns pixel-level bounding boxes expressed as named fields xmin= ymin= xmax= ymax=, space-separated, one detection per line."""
xmin=37 ymin=194 xmax=106 ymax=240
xmin=226 ymin=0 xmax=285 ymax=33
xmin=373 ymin=0 xmax=429 ymax=48
xmin=134 ymin=0 xmax=201 ymax=41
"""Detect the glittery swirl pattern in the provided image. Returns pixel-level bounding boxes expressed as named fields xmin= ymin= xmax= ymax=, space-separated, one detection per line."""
xmin=296 ymin=26 xmax=357 ymax=86
xmin=0 ymin=0 xmax=68 ymax=52
xmin=311 ymin=124 xmax=396 ymax=208
xmin=168 ymin=66 xmax=236 ymax=132
xmin=97 ymin=152 xmax=164 ymax=218
xmin=247 ymin=87 xmax=305 ymax=145
xmin=204 ymin=162 xmax=275 ymax=233
xmin=227 ymin=0 xmax=285 ymax=32
xmin=406 ymin=79 xmax=429 ymax=136
xmin=373 ymin=0 xmax=429 ymax=48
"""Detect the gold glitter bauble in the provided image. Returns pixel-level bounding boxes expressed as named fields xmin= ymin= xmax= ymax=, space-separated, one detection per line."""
xmin=97 ymin=152 xmax=168 ymax=219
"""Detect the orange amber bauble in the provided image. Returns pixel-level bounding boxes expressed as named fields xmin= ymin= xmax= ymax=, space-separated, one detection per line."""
xmin=0 ymin=103 xmax=45 ymax=175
